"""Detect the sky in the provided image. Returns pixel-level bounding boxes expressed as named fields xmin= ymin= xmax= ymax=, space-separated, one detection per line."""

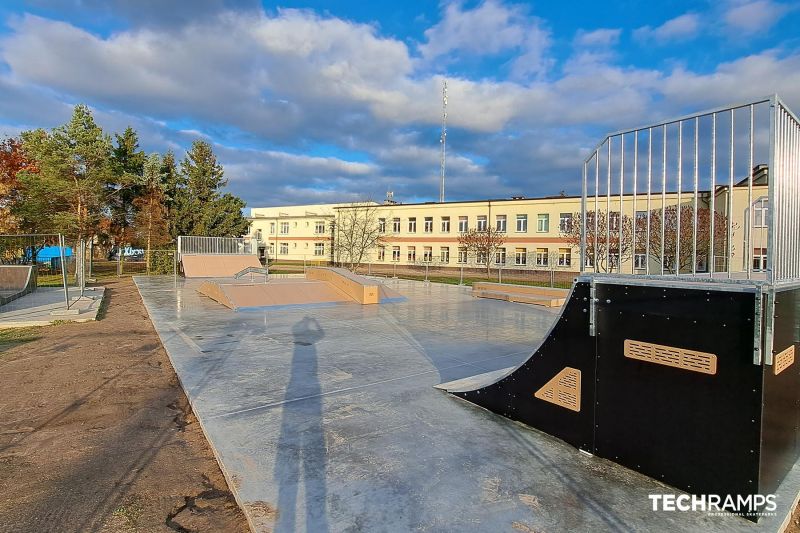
xmin=0 ymin=1 xmax=798 ymax=208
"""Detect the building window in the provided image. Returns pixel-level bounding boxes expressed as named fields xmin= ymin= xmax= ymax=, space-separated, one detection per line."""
xmin=609 ymin=212 xmax=620 ymax=231
xmin=314 ymin=242 xmax=325 ymax=256
xmin=558 ymin=248 xmax=571 ymax=267
xmin=270 ymin=222 xmax=276 ymax=234
xmin=458 ymin=216 xmax=468 ymax=232
xmin=559 ymin=213 xmax=572 ymax=232
xmin=635 ymin=210 xmax=647 ymax=230
xmin=392 ymin=246 xmax=401 ymax=261
xmin=424 ymin=217 xmax=433 ymax=233
xmin=392 ymin=217 xmax=401 ymax=233
xmin=423 ymin=246 xmax=433 ymax=262
xmin=280 ymin=222 xmax=289 ymax=234
xmin=477 ymin=215 xmax=487 ymax=231
xmin=535 ymin=248 xmax=548 ymax=266
xmin=634 ymin=253 xmax=646 ymax=270
xmin=255 ymin=229 xmax=263 ymax=241
xmin=441 ymin=217 xmax=450 ymax=232
xmin=315 ymin=221 xmax=326 ymax=234
xmin=279 ymin=242 xmax=288 ymax=255
xmin=515 ymin=247 xmax=527 ymax=265
xmin=753 ymin=248 xmax=768 ymax=271
xmin=268 ymin=243 xmax=275 ymax=255
xmin=609 ymin=252 xmax=620 ymax=269
xmin=440 ymin=247 xmax=450 ymax=263
xmin=408 ymin=217 xmax=417 ymax=233
xmin=537 ymin=214 xmax=549 ymax=233
xmin=496 ymin=215 xmax=507 ymax=232
xmin=476 ymin=251 xmax=487 ymax=264
xmin=407 ymin=246 xmax=416 ymax=262
xmin=458 ymin=247 xmax=468 ymax=264
xmin=495 ymin=247 xmax=506 ymax=265
xmin=378 ymin=246 xmax=385 ymax=261
xmin=378 ymin=218 xmax=386 ymax=233
xmin=753 ymin=198 xmax=768 ymax=228
xmin=516 ymin=214 xmax=527 ymax=232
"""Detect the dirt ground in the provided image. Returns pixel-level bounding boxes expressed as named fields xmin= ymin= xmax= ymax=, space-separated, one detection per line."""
xmin=0 ymin=278 xmax=250 ymax=533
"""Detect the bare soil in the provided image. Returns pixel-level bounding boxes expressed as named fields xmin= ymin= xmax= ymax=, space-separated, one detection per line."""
xmin=0 ymin=278 xmax=249 ymax=533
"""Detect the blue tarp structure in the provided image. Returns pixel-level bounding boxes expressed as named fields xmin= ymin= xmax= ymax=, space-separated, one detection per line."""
xmin=35 ymin=245 xmax=72 ymax=263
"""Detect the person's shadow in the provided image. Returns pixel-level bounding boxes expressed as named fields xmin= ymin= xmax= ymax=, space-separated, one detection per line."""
xmin=274 ymin=316 xmax=329 ymax=532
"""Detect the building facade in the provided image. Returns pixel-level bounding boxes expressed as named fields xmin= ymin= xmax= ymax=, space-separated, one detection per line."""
xmin=247 ymin=172 xmax=769 ymax=277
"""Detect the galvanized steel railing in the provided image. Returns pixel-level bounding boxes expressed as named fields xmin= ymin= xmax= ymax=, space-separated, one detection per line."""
xmin=177 ymin=235 xmax=257 ymax=259
xmin=580 ymin=94 xmax=799 ymax=284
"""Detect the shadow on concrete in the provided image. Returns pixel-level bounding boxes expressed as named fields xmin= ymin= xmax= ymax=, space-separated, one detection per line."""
xmin=274 ymin=316 xmax=329 ymax=532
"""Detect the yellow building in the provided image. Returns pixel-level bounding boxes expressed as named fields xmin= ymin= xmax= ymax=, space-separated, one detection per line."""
xmin=247 ymin=168 xmax=768 ymax=276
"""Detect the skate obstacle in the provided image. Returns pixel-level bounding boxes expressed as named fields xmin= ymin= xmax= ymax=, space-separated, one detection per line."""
xmin=0 ymin=265 xmax=36 ymax=306
xmin=439 ymin=95 xmax=800 ymax=521
xmin=198 ymin=267 xmax=403 ymax=310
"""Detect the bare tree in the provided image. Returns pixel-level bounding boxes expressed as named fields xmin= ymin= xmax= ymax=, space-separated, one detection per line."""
xmin=643 ymin=205 xmax=736 ymax=273
xmin=561 ymin=210 xmax=633 ymax=272
xmin=458 ymin=227 xmax=506 ymax=276
xmin=333 ymin=202 xmax=384 ymax=272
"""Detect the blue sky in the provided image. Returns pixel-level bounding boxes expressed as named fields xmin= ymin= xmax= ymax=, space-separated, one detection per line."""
xmin=0 ymin=1 xmax=798 ymax=208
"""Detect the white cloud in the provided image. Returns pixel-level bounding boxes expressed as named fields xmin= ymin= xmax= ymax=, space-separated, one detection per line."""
xmin=633 ymin=13 xmax=701 ymax=43
xmin=419 ymin=0 xmax=527 ymax=59
xmin=723 ymin=0 xmax=791 ymax=34
xmin=574 ymin=28 xmax=621 ymax=48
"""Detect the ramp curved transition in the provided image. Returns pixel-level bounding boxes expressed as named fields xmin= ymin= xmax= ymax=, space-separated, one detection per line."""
xmin=0 ymin=265 xmax=37 ymax=306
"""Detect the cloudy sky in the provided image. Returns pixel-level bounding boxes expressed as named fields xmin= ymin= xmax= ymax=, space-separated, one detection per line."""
xmin=0 ymin=1 xmax=798 ymax=208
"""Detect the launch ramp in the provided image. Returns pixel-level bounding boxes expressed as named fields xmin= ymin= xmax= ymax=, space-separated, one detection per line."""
xmin=440 ymin=95 xmax=800 ymax=522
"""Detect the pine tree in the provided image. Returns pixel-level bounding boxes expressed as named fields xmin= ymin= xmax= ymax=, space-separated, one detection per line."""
xmin=108 ymin=126 xmax=146 ymax=247
xmin=18 ymin=104 xmax=113 ymax=241
xmin=133 ymin=153 xmax=169 ymax=272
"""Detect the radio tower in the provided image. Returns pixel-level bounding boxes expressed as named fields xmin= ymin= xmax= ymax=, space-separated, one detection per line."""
xmin=439 ymin=80 xmax=447 ymax=203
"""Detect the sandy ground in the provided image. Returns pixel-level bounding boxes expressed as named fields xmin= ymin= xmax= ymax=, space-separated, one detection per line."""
xmin=0 ymin=278 xmax=249 ymax=533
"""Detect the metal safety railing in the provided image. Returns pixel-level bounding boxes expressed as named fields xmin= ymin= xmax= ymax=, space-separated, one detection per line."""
xmin=580 ymin=94 xmax=799 ymax=285
xmin=177 ymin=235 xmax=257 ymax=259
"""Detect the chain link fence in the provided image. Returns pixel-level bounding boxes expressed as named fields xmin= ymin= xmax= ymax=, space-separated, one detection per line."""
xmin=88 ymin=249 xmax=177 ymax=279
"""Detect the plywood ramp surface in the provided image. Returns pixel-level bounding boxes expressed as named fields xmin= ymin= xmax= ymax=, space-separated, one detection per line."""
xmin=306 ymin=267 xmax=380 ymax=304
xmin=198 ymin=279 xmax=350 ymax=310
xmin=181 ymin=254 xmax=262 ymax=278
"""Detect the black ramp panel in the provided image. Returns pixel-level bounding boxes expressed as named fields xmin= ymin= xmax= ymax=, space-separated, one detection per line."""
xmin=760 ymin=286 xmax=800 ymax=497
xmin=594 ymin=283 xmax=762 ymax=499
xmin=451 ymin=281 xmax=596 ymax=451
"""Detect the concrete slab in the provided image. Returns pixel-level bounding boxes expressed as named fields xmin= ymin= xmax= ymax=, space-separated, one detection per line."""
xmin=0 ymin=286 xmax=105 ymax=328
xmin=134 ymin=276 xmax=800 ymax=532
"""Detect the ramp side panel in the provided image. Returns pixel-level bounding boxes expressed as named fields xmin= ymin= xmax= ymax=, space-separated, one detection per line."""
xmin=197 ymin=281 xmax=235 ymax=309
xmin=0 ymin=265 xmax=36 ymax=306
xmin=182 ymin=255 xmax=262 ymax=278
xmin=306 ymin=267 xmax=379 ymax=304
xmin=593 ymin=283 xmax=762 ymax=500
xmin=451 ymin=281 xmax=596 ymax=451
xmin=760 ymin=286 xmax=800 ymax=498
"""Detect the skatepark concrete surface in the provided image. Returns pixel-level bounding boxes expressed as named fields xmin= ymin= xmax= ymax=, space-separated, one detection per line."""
xmin=0 ymin=287 xmax=105 ymax=327
xmin=134 ymin=276 xmax=800 ymax=532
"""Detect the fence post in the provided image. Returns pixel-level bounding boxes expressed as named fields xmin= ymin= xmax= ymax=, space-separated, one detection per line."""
xmin=393 ymin=262 xmax=397 ymax=278
xmin=173 ymin=251 xmax=177 ymax=287
xmin=303 ymin=257 xmax=307 ymax=275
xmin=550 ymin=269 xmax=554 ymax=288
xmin=425 ymin=264 xmax=429 ymax=282
xmin=59 ymin=234 xmax=69 ymax=310
xmin=368 ymin=262 xmax=372 ymax=276
xmin=117 ymin=246 xmax=122 ymax=277
xmin=499 ymin=266 xmax=502 ymax=284
xmin=459 ymin=264 xmax=464 ymax=285
xmin=88 ymin=240 xmax=94 ymax=279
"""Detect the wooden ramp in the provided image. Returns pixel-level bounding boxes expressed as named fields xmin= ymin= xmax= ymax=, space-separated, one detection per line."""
xmin=181 ymin=254 xmax=262 ymax=278
xmin=198 ymin=267 xmax=404 ymax=310
xmin=0 ymin=265 xmax=36 ymax=306
xmin=471 ymin=282 xmax=568 ymax=307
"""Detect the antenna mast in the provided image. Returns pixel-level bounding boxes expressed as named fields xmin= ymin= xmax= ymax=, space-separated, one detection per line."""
xmin=439 ymin=80 xmax=447 ymax=203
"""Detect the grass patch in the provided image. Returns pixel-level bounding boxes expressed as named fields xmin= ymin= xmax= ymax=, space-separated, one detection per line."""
xmin=0 ymin=326 xmax=43 ymax=353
